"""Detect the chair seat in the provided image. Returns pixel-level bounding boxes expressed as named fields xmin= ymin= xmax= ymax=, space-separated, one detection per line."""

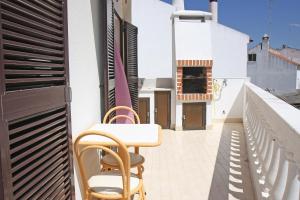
xmin=88 ymin=171 xmax=141 ymax=196
xmin=102 ymin=152 xmax=145 ymax=167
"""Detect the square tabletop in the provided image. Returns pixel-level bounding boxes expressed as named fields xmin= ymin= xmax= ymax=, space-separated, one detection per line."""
xmin=78 ymin=123 xmax=162 ymax=147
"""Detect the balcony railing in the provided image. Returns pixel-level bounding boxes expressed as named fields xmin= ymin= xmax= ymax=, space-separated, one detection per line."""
xmin=243 ymin=82 xmax=300 ymax=199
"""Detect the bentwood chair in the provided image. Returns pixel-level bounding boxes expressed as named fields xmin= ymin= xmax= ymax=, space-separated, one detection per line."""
xmin=74 ymin=130 xmax=145 ymax=200
xmin=102 ymin=106 xmax=145 ymax=178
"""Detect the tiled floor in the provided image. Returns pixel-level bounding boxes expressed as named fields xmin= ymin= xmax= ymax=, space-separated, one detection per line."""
xmin=137 ymin=123 xmax=255 ymax=200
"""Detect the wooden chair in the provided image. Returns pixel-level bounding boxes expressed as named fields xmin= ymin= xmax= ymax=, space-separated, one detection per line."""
xmin=102 ymin=106 xmax=145 ymax=178
xmin=74 ymin=130 xmax=145 ymax=200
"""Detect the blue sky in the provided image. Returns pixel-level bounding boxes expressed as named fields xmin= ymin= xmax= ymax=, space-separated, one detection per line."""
xmin=162 ymin=0 xmax=300 ymax=49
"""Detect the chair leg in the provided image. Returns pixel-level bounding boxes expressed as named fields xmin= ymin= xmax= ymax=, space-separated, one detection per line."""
xmin=137 ymin=165 xmax=143 ymax=179
xmin=140 ymin=185 xmax=146 ymax=200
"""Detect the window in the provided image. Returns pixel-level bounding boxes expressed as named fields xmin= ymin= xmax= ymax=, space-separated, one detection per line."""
xmin=182 ymin=68 xmax=207 ymax=94
xmin=248 ymin=54 xmax=257 ymax=61
xmin=101 ymin=0 xmax=139 ymax=118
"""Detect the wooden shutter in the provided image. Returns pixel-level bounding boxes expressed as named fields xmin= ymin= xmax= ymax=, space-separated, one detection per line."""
xmin=124 ymin=21 xmax=138 ymax=113
xmin=103 ymin=0 xmax=116 ymax=116
xmin=0 ymin=1 xmax=73 ymax=199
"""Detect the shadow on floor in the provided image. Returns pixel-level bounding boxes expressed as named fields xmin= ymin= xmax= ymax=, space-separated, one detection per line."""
xmin=208 ymin=124 xmax=255 ymax=200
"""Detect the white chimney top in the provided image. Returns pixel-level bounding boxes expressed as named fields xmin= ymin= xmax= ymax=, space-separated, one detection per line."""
xmin=209 ymin=0 xmax=218 ymax=22
xmin=172 ymin=0 xmax=185 ymax=11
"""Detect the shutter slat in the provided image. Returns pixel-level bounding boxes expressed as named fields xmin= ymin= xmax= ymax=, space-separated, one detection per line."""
xmin=3 ymin=19 xmax=63 ymax=43
xmin=4 ymin=60 xmax=64 ymax=69
xmin=11 ymin=129 xmax=66 ymax=164
xmin=32 ymin=0 xmax=62 ymax=16
xmin=44 ymin=0 xmax=63 ymax=9
xmin=3 ymin=39 xmax=64 ymax=56
xmin=12 ymin=143 xmax=67 ymax=181
xmin=1 ymin=9 xmax=62 ymax=36
xmin=15 ymin=163 xmax=68 ymax=200
xmin=5 ymin=69 xmax=64 ymax=75
xmin=124 ymin=21 xmax=139 ymax=113
xmin=11 ymin=137 xmax=67 ymax=176
xmin=9 ymin=108 xmax=66 ymax=135
xmin=5 ymin=77 xmax=65 ymax=84
xmin=3 ymin=50 xmax=64 ymax=63
xmin=10 ymin=118 xmax=66 ymax=153
xmin=43 ymin=176 xmax=69 ymax=200
xmin=13 ymin=152 xmax=68 ymax=192
xmin=1 ymin=0 xmax=63 ymax=30
xmin=2 ymin=29 xmax=63 ymax=50
xmin=13 ymin=0 xmax=63 ymax=22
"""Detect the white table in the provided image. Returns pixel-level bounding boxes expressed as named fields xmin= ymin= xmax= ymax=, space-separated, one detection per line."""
xmin=78 ymin=124 xmax=162 ymax=147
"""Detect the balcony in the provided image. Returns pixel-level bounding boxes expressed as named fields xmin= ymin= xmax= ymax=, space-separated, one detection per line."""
xmin=136 ymin=82 xmax=300 ymax=200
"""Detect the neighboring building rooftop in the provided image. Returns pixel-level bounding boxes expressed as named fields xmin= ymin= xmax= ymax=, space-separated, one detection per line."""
xmin=269 ymin=48 xmax=300 ymax=68
xmin=278 ymin=89 xmax=300 ymax=109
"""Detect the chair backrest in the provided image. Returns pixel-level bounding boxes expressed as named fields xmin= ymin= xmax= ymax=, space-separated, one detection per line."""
xmin=74 ymin=130 xmax=131 ymax=200
xmin=103 ymin=106 xmax=140 ymax=124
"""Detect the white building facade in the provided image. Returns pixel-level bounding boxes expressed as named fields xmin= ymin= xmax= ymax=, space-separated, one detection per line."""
xmin=248 ymin=35 xmax=300 ymax=93
xmin=133 ymin=0 xmax=249 ymax=130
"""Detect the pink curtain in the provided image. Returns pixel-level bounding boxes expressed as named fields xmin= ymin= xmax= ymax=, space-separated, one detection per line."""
xmin=114 ymin=44 xmax=134 ymax=123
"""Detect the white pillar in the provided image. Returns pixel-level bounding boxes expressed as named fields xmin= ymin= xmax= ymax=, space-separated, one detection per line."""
xmin=172 ymin=0 xmax=185 ymax=11
xmin=209 ymin=0 xmax=218 ymax=22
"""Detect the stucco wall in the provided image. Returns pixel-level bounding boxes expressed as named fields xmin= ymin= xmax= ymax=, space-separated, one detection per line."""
xmin=68 ymin=0 xmax=130 ymax=199
xmin=212 ymin=78 xmax=247 ymax=121
xmin=132 ymin=0 xmax=175 ymax=78
xmin=297 ymin=70 xmax=300 ymax=89
xmin=68 ymin=0 xmax=101 ymax=199
xmin=211 ymin=23 xmax=249 ymax=78
xmin=174 ymin=19 xmax=213 ymax=60
xmin=247 ymin=46 xmax=297 ymax=92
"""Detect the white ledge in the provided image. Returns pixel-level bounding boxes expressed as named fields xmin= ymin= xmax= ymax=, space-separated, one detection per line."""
xmin=171 ymin=10 xmax=212 ymax=20
xmin=245 ymin=82 xmax=300 ymax=135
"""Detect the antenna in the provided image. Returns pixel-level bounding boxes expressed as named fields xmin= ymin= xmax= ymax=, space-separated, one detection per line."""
xmin=267 ymin=0 xmax=273 ymax=37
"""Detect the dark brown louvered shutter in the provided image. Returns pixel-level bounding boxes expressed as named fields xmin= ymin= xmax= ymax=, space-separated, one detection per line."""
xmin=124 ymin=21 xmax=138 ymax=113
xmin=103 ymin=0 xmax=116 ymax=116
xmin=0 ymin=1 xmax=74 ymax=199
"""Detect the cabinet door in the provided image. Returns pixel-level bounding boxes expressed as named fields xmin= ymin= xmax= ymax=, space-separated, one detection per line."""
xmin=138 ymin=98 xmax=150 ymax=124
xmin=155 ymin=91 xmax=170 ymax=129
xmin=183 ymin=103 xmax=206 ymax=130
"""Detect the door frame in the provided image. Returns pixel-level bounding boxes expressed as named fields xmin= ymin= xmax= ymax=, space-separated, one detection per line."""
xmin=155 ymin=91 xmax=171 ymax=129
xmin=182 ymin=102 xmax=206 ymax=130
xmin=138 ymin=97 xmax=150 ymax=123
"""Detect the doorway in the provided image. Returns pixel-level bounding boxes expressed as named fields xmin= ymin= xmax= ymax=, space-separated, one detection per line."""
xmin=138 ymin=98 xmax=150 ymax=124
xmin=155 ymin=91 xmax=171 ymax=129
xmin=182 ymin=103 xmax=206 ymax=130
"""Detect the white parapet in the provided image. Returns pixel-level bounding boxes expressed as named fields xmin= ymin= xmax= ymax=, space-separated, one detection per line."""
xmin=243 ymin=82 xmax=300 ymax=199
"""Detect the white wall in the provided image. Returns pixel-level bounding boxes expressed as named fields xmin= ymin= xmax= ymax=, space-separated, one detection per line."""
xmin=175 ymin=102 xmax=183 ymax=130
xmin=211 ymin=23 xmax=249 ymax=77
xmin=212 ymin=78 xmax=246 ymax=120
xmin=248 ymin=48 xmax=297 ymax=92
xmin=132 ymin=0 xmax=175 ymax=78
xmin=297 ymin=70 xmax=300 ymax=89
xmin=174 ymin=19 xmax=212 ymax=60
xmin=68 ymin=0 xmax=101 ymax=199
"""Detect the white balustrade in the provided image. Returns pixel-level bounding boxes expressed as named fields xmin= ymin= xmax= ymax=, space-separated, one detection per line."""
xmin=243 ymin=82 xmax=300 ymax=200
